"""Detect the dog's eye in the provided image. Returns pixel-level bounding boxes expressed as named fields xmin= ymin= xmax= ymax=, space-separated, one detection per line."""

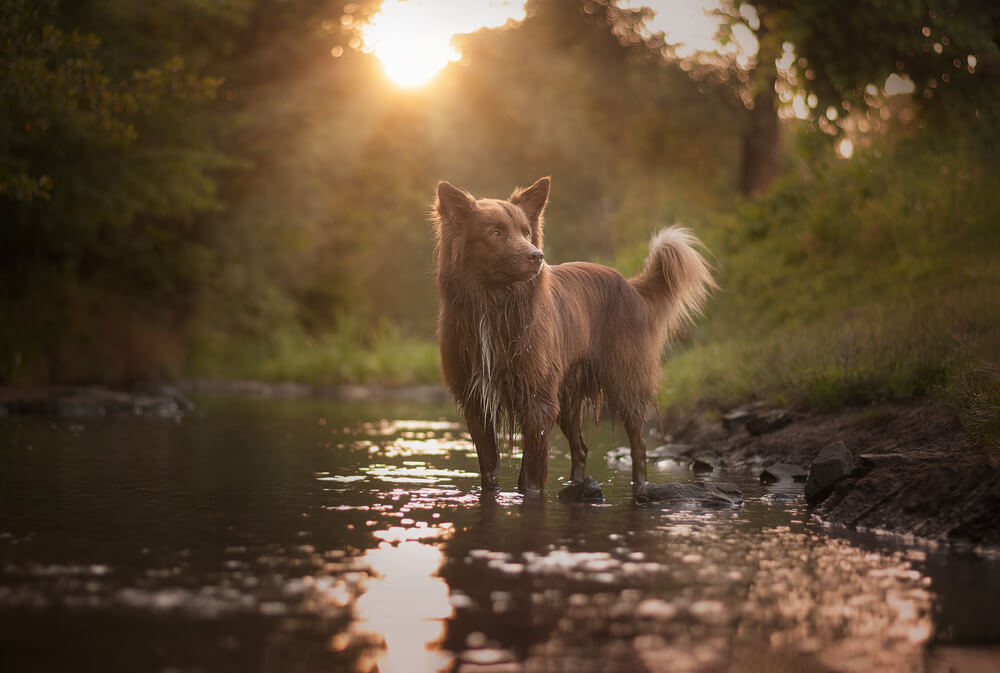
xmin=491 ymin=229 xmax=502 ymax=238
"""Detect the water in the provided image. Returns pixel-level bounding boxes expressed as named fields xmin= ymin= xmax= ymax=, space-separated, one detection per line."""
xmin=1 ymin=395 xmax=998 ymax=673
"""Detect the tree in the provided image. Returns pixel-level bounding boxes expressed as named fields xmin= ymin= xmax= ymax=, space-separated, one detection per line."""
xmin=652 ymin=0 xmax=1000 ymax=194
xmin=0 ymin=0 xmax=227 ymax=381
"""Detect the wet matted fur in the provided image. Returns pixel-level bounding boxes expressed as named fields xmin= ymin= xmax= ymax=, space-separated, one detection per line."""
xmin=432 ymin=177 xmax=716 ymax=498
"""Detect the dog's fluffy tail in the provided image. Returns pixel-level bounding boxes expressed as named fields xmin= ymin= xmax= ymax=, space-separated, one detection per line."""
xmin=631 ymin=227 xmax=717 ymax=339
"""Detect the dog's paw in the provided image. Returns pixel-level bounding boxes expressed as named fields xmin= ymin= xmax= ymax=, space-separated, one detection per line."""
xmin=557 ymin=475 xmax=605 ymax=503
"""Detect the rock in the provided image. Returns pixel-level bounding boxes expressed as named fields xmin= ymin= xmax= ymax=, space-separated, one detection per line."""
xmin=759 ymin=463 xmax=808 ymax=484
xmin=607 ymin=444 xmax=695 ymax=469
xmin=762 ymin=492 xmax=801 ymax=504
xmin=722 ymin=409 xmax=754 ymax=430
xmin=556 ymin=476 xmax=605 ymax=503
xmin=648 ymin=443 xmax=697 ymax=461
xmin=857 ymin=452 xmax=939 ymax=468
xmin=634 ymin=481 xmax=743 ymax=507
xmin=805 ymin=441 xmax=854 ymax=505
xmin=134 ymin=384 xmax=195 ymax=412
xmin=746 ymin=410 xmax=793 ymax=436
xmin=690 ymin=457 xmax=715 ymax=474
xmin=722 ymin=403 xmax=763 ymax=432
xmin=814 ymin=461 xmax=1000 ymax=546
xmin=606 ymin=446 xmax=633 ymax=467
xmin=0 ymin=385 xmax=190 ymax=418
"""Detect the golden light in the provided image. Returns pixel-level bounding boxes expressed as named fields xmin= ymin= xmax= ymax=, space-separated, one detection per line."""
xmin=361 ymin=0 xmax=528 ymax=88
xmin=618 ymin=0 xmax=759 ymax=60
xmin=351 ymin=534 xmax=455 ymax=672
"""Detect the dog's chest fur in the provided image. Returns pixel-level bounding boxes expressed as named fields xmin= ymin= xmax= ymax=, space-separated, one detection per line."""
xmin=449 ymin=290 xmax=552 ymax=421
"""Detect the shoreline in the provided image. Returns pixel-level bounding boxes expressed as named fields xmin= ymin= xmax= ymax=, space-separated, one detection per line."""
xmin=2 ymin=382 xmax=997 ymax=549
xmin=666 ymin=399 xmax=1000 ymax=550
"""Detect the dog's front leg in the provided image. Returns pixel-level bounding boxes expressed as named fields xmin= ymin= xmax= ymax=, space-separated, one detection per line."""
xmin=624 ymin=412 xmax=649 ymax=496
xmin=465 ymin=405 xmax=501 ymax=491
xmin=517 ymin=413 xmax=554 ymax=494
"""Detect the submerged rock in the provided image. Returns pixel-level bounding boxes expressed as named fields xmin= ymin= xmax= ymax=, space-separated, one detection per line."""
xmin=557 ymin=476 xmax=605 ymax=503
xmin=805 ymin=441 xmax=854 ymax=505
xmin=608 ymin=444 xmax=720 ymax=473
xmin=634 ymin=481 xmax=743 ymax=507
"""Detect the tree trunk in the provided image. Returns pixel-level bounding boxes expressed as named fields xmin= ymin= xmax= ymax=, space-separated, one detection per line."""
xmin=739 ymin=10 xmax=781 ymax=198
xmin=739 ymin=78 xmax=780 ymax=197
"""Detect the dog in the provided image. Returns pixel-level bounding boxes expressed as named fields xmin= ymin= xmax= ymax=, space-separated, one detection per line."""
xmin=432 ymin=177 xmax=716 ymax=500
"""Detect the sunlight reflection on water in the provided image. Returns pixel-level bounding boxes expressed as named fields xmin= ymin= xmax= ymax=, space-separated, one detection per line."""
xmin=351 ymin=532 xmax=454 ymax=673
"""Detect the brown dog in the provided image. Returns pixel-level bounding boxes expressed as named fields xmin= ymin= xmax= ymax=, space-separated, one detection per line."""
xmin=433 ymin=177 xmax=715 ymax=500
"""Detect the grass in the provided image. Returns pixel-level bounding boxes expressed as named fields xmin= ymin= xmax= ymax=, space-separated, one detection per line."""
xmin=944 ymin=366 xmax=1000 ymax=449
xmin=184 ymin=315 xmax=441 ymax=386
xmin=656 ymin=135 xmax=1000 ymax=449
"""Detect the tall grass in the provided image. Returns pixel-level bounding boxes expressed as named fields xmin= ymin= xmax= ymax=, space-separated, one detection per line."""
xmin=185 ymin=314 xmax=441 ymax=385
xmin=658 ymin=136 xmax=1000 ymax=447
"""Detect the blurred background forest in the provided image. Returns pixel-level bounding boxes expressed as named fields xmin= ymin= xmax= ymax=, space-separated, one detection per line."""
xmin=2 ymin=0 xmax=999 ymax=436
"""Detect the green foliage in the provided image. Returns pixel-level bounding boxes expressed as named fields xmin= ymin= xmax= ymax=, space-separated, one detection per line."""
xmin=2 ymin=0 xmax=999 ymax=418
xmin=186 ymin=314 xmax=440 ymax=386
xmin=659 ymin=131 xmax=1000 ymax=446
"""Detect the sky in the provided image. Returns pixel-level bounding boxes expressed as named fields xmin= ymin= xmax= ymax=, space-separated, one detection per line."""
xmin=361 ymin=0 xmax=741 ymax=88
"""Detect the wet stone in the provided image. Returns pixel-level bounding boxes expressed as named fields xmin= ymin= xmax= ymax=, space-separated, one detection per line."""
xmin=745 ymin=409 xmax=794 ymax=436
xmin=690 ymin=457 xmax=716 ymax=474
xmin=761 ymin=491 xmax=801 ymax=504
xmin=634 ymin=481 xmax=743 ymax=507
xmin=557 ymin=476 xmax=605 ymax=503
xmin=722 ymin=406 xmax=757 ymax=432
xmin=805 ymin=441 xmax=854 ymax=505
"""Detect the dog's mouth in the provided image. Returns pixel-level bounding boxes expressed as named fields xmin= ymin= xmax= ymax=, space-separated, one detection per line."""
xmin=523 ymin=258 xmax=544 ymax=280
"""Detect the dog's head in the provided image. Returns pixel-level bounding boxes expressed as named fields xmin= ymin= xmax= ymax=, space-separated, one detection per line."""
xmin=433 ymin=177 xmax=550 ymax=285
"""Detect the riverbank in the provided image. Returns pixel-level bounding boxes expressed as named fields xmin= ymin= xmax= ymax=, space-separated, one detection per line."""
xmin=665 ymin=399 xmax=1000 ymax=549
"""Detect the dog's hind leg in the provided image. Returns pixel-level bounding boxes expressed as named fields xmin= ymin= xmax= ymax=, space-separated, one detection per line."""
xmin=465 ymin=405 xmax=501 ymax=492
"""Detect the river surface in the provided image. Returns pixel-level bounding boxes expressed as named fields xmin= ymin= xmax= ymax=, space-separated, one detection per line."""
xmin=1 ymin=395 xmax=999 ymax=673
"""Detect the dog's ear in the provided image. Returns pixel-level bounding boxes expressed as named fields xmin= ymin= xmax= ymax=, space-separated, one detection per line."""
xmin=511 ymin=177 xmax=550 ymax=248
xmin=436 ymin=181 xmax=476 ymax=226
xmin=510 ymin=177 xmax=550 ymax=224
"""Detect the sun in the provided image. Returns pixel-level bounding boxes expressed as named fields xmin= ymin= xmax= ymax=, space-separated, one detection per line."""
xmin=361 ymin=0 xmax=528 ymax=88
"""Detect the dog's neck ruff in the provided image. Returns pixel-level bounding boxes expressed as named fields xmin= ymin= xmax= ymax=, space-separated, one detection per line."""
xmin=444 ymin=274 xmax=541 ymax=424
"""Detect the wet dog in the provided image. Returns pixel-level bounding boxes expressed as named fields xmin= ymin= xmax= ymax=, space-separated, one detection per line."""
xmin=432 ymin=177 xmax=715 ymax=500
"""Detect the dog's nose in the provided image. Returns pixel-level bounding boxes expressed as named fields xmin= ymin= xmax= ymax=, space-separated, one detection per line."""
xmin=529 ymin=250 xmax=544 ymax=262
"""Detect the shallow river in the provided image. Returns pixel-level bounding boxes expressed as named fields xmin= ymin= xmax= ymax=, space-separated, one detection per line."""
xmin=1 ymin=395 xmax=998 ymax=673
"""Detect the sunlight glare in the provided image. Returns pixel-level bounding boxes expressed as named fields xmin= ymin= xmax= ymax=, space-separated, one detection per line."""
xmin=361 ymin=0 xmax=527 ymax=88
xmin=618 ymin=1 xmax=758 ymax=60
xmin=353 ymin=537 xmax=454 ymax=672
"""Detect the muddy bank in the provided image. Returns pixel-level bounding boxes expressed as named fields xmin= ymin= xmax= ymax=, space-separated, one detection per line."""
xmin=665 ymin=400 xmax=1000 ymax=549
